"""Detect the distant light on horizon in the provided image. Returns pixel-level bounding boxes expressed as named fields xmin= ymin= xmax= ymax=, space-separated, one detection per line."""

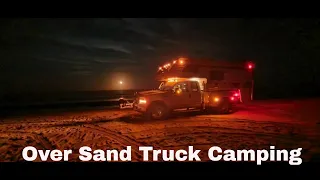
xmin=109 ymin=72 xmax=136 ymax=90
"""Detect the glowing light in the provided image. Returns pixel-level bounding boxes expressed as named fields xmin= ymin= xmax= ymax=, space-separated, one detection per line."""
xmin=178 ymin=57 xmax=186 ymax=65
xmin=234 ymin=93 xmax=239 ymax=97
xmin=189 ymin=77 xmax=200 ymax=81
xmin=139 ymin=98 xmax=147 ymax=104
xmin=230 ymin=97 xmax=235 ymax=101
xmin=159 ymin=67 xmax=163 ymax=70
xmin=247 ymin=62 xmax=254 ymax=69
xmin=163 ymin=63 xmax=171 ymax=69
xmin=173 ymin=60 xmax=176 ymax=64
xmin=119 ymin=81 xmax=123 ymax=85
xmin=168 ymin=78 xmax=178 ymax=82
xmin=214 ymin=97 xmax=219 ymax=102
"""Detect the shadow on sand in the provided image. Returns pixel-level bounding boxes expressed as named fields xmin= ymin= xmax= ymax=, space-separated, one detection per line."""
xmin=46 ymin=109 xmax=238 ymax=128
xmin=117 ymin=109 xmax=239 ymax=124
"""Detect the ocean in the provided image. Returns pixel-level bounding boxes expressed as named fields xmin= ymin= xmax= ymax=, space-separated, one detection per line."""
xmin=0 ymin=90 xmax=148 ymax=112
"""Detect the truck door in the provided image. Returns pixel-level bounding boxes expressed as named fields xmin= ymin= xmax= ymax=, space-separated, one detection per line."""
xmin=171 ymin=81 xmax=190 ymax=109
xmin=189 ymin=81 xmax=202 ymax=108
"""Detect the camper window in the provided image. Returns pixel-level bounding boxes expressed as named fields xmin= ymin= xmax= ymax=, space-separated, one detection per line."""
xmin=210 ymin=71 xmax=225 ymax=81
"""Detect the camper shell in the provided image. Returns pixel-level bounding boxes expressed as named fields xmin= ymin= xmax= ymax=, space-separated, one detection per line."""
xmin=156 ymin=58 xmax=254 ymax=103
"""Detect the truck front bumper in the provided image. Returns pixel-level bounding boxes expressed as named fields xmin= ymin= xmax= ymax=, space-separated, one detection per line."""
xmin=133 ymin=102 xmax=147 ymax=113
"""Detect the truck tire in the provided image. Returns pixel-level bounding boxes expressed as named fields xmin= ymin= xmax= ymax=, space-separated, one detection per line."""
xmin=146 ymin=103 xmax=169 ymax=120
xmin=201 ymin=103 xmax=210 ymax=114
xmin=218 ymin=100 xmax=232 ymax=114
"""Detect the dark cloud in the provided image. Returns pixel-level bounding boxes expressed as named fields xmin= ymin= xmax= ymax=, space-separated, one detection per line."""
xmin=1 ymin=18 xmax=320 ymax=93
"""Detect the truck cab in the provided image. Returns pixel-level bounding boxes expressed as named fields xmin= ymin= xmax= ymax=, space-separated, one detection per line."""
xmin=133 ymin=80 xmax=202 ymax=118
xmin=159 ymin=80 xmax=203 ymax=110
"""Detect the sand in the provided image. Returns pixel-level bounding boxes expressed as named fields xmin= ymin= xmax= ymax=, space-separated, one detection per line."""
xmin=0 ymin=99 xmax=319 ymax=162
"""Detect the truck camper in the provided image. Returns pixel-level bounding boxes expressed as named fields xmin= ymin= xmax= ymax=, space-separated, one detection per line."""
xmin=133 ymin=58 xmax=254 ymax=120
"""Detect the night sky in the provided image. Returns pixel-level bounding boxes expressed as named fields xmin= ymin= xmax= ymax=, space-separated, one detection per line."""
xmin=1 ymin=18 xmax=320 ymax=98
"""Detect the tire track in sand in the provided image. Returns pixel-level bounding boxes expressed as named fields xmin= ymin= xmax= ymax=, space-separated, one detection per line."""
xmin=81 ymin=124 xmax=144 ymax=161
xmin=126 ymin=120 xmax=304 ymax=152
xmin=0 ymin=130 xmax=54 ymax=150
xmin=136 ymin=126 xmax=296 ymax=141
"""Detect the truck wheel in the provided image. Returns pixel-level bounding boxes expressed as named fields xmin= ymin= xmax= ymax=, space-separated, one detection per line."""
xmin=219 ymin=101 xmax=232 ymax=114
xmin=201 ymin=105 xmax=210 ymax=114
xmin=146 ymin=103 xmax=168 ymax=120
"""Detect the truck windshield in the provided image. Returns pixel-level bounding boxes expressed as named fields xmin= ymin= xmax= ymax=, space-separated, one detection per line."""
xmin=158 ymin=81 xmax=176 ymax=91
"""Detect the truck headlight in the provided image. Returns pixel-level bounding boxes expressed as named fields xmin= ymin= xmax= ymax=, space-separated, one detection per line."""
xmin=139 ymin=97 xmax=147 ymax=104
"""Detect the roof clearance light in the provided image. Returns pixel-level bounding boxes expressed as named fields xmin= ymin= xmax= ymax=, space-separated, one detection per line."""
xmin=177 ymin=57 xmax=186 ymax=65
xmin=173 ymin=60 xmax=176 ymax=64
xmin=247 ymin=63 xmax=254 ymax=69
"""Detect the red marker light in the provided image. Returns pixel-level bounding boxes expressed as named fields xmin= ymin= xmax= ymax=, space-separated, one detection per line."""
xmin=230 ymin=97 xmax=235 ymax=101
xmin=234 ymin=93 xmax=239 ymax=97
xmin=247 ymin=62 xmax=254 ymax=70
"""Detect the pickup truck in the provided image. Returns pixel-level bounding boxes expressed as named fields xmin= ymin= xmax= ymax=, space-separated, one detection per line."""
xmin=133 ymin=80 xmax=239 ymax=120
